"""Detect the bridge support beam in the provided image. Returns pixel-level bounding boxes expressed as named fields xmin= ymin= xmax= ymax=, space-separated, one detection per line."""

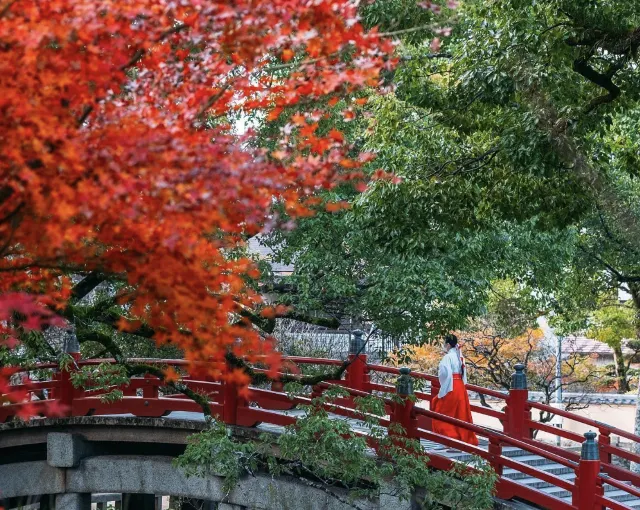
xmin=55 ymin=493 xmax=91 ymax=510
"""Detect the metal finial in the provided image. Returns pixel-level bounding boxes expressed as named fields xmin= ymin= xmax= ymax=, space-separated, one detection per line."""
xmin=396 ymin=367 xmax=413 ymax=396
xmin=63 ymin=329 xmax=80 ymax=354
xmin=511 ymin=363 xmax=528 ymax=390
xmin=349 ymin=329 xmax=366 ymax=355
xmin=581 ymin=431 xmax=599 ymax=460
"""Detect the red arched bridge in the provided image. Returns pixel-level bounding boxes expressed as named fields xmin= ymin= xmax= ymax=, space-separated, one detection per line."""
xmin=2 ymin=341 xmax=640 ymax=510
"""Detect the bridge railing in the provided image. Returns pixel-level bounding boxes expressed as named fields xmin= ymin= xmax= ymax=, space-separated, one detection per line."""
xmin=3 ymin=334 xmax=640 ymax=509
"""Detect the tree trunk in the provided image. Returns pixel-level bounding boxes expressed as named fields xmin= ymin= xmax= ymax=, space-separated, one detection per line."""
xmin=613 ymin=344 xmax=630 ymax=393
xmin=628 ymin=283 xmax=640 ymax=474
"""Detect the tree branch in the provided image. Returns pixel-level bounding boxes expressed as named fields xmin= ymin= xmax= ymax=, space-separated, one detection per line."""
xmin=0 ymin=0 xmax=16 ymax=18
xmin=125 ymin=363 xmax=211 ymax=416
xmin=71 ymin=272 xmax=107 ymax=301
xmin=573 ymin=57 xmax=623 ymax=113
xmin=578 ymin=244 xmax=640 ymax=283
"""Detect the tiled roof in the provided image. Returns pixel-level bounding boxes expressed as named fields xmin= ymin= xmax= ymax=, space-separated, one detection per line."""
xmin=247 ymin=236 xmax=294 ymax=274
xmin=563 ymin=335 xmax=636 ymax=356
xmin=468 ymin=390 xmax=638 ymax=405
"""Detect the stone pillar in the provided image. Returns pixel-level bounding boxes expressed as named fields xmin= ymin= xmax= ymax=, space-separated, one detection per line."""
xmin=47 ymin=433 xmax=88 ymax=468
xmin=122 ymin=493 xmax=156 ymax=510
xmin=55 ymin=493 xmax=91 ymax=510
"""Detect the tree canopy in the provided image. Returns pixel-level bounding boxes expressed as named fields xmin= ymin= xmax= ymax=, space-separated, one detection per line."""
xmin=0 ymin=0 xmax=393 ymax=411
xmin=260 ymin=0 xmax=640 ymax=344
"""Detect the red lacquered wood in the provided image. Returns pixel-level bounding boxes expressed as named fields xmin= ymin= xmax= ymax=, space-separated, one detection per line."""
xmin=528 ymin=419 xmax=585 ymax=444
xmin=602 ymin=476 xmax=640 ymax=499
xmin=470 ymin=403 xmax=505 ymax=420
xmin=595 ymin=497 xmax=633 ymax=510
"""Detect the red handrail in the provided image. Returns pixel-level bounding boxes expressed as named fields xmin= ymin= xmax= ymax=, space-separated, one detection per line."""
xmin=529 ymin=400 xmax=640 ymax=444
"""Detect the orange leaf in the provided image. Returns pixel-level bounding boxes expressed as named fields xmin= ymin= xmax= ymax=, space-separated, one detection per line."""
xmin=281 ymin=49 xmax=294 ymax=62
xmin=164 ymin=366 xmax=180 ymax=383
xmin=267 ymin=107 xmax=283 ymax=122
xmin=328 ymin=129 xmax=344 ymax=142
xmin=292 ymin=113 xmax=306 ymax=125
xmin=342 ymin=109 xmax=356 ymax=121
xmin=326 ymin=201 xmax=350 ymax=212
xmin=260 ymin=307 xmax=277 ymax=319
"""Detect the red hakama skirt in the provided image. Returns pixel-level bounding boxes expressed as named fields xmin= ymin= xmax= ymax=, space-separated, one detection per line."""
xmin=431 ymin=374 xmax=479 ymax=446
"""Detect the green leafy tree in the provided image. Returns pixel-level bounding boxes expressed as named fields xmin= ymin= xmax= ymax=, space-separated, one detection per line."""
xmin=587 ymin=297 xmax=640 ymax=393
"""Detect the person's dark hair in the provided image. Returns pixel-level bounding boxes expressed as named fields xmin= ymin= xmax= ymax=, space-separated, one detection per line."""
xmin=444 ymin=333 xmax=458 ymax=348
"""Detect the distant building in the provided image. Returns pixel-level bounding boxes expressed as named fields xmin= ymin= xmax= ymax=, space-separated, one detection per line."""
xmin=562 ymin=335 xmax=638 ymax=367
xmin=248 ymin=236 xmax=294 ymax=276
xmin=538 ymin=316 xmax=637 ymax=367
xmin=247 ymin=236 xmax=397 ymax=360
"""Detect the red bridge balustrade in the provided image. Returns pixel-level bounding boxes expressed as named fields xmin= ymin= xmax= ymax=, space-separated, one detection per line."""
xmin=2 ymin=331 xmax=640 ymax=510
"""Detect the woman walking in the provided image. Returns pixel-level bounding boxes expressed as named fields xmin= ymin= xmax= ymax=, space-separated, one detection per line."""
xmin=431 ymin=333 xmax=479 ymax=446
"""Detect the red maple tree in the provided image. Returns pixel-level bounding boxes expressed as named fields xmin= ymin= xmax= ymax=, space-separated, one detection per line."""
xmin=0 ymin=0 xmax=394 ymax=412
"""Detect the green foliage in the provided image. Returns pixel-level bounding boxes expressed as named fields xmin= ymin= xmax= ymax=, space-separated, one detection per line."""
xmin=69 ymin=362 xmax=130 ymax=403
xmin=250 ymin=0 xmax=640 ymax=346
xmin=174 ymin=418 xmax=261 ymax=495
xmin=176 ymin=390 xmax=496 ymax=508
xmin=421 ymin=459 xmax=498 ymax=510
xmin=588 ymin=298 xmax=637 ymax=349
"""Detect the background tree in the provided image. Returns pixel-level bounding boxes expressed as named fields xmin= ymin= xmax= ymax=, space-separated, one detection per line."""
xmin=254 ymin=0 xmax=640 ymax=367
xmin=587 ymin=296 xmax=640 ymax=393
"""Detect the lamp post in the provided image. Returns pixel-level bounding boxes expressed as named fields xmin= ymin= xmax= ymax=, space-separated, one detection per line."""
xmin=554 ymin=335 xmax=564 ymax=446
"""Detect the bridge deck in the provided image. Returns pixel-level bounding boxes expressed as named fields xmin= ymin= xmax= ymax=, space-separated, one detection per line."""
xmin=105 ymin=409 xmax=640 ymax=509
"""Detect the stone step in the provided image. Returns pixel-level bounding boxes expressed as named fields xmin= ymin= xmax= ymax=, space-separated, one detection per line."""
xmin=499 ymin=453 xmax=565 ymax=467
xmin=558 ymin=489 xmax=640 ymax=506
xmin=518 ymin=471 xmax=576 ymax=490
xmin=433 ymin=444 xmax=640 ymax=508
xmin=503 ymin=463 xmax=574 ymax=480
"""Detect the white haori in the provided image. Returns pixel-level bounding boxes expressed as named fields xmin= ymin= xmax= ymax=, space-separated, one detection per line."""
xmin=437 ymin=348 xmax=466 ymax=399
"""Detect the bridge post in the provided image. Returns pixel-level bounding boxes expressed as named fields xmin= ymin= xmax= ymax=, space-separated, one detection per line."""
xmin=346 ymin=330 xmax=369 ymax=392
xmin=390 ymin=368 xmax=417 ymax=439
xmin=55 ymin=493 xmax=91 ymax=510
xmin=505 ymin=363 xmax=530 ymax=439
xmin=221 ymin=378 xmax=238 ymax=425
xmin=573 ymin=431 xmax=604 ymax=510
xmin=598 ymin=428 xmax=612 ymax=466
xmin=59 ymin=329 xmax=81 ymax=417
